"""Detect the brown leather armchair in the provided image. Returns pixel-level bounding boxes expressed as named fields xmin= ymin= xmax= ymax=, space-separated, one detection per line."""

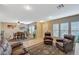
xmin=56 ymin=34 xmax=75 ymax=54
xmin=44 ymin=32 xmax=53 ymax=45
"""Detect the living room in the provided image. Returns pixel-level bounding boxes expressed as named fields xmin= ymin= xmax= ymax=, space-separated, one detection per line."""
xmin=0 ymin=4 xmax=79 ymax=55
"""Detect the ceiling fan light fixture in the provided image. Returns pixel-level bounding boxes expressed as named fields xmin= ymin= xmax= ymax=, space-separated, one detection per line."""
xmin=17 ymin=21 xmax=21 ymax=25
xmin=57 ymin=4 xmax=64 ymax=9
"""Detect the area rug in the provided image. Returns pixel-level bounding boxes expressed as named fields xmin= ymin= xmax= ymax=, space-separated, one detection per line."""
xmin=28 ymin=43 xmax=69 ymax=55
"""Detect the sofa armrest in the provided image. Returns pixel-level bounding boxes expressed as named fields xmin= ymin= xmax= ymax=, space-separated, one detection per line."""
xmin=63 ymin=42 xmax=73 ymax=52
xmin=11 ymin=42 xmax=23 ymax=49
xmin=56 ymin=39 xmax=64 ymax=42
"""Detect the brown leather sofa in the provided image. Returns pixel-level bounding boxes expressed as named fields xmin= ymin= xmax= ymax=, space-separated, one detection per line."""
xmin=56 ymin=34 xmax=75 ymax=54
xmin=11 ymin=42 xmax=29 ymax=55
xmin=44 ymin=32 xmax=53 ymax=45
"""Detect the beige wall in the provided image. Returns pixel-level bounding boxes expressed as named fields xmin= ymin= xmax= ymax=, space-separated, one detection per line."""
xmin=36 ymin=22 xmax=43 ymax=38
xmin=41 ymin=21 xmax=52 ymax=38
xmin=0 ymin=23 xmax=1 ymax=31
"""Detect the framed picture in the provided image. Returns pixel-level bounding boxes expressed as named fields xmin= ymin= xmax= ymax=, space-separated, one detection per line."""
xmin=7 ymin=25 xmax=16 ymax=29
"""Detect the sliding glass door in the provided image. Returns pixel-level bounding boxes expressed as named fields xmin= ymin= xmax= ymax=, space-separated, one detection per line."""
xmin=71 ymin=22 xmax=79 ymax=42
xmin=53 ymin=24 xmax=59 ymax=37
xmin=60 ymin=23 xmax=68 ymax=38
xmin=53 ymin=23 xmax=68 ymax=38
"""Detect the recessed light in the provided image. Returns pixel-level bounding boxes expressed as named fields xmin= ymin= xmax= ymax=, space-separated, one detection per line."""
xmin=24 ymin=5 xmax=32 ymax=10
xmin=39 ymin=20 xmax=45 ymax=23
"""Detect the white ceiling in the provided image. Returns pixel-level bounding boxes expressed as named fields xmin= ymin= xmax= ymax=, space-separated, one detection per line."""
xmin=0 ymin=4 xmax=79 ymax=24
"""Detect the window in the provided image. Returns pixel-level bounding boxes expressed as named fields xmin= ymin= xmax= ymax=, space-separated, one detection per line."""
xmin=60 ymin=23 xmax=68 ymax=38
xmin=29 ymin=26 xmax=32 ymax=34
xmin=71 ymin=22 xmax=79 ymax=42
xmin=53 ymin=24 xmax=59 ymax=37
xmin=28 ymin=25 xmax=36 ymax=38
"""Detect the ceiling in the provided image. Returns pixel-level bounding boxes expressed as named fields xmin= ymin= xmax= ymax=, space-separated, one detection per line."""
xmin=0 ymin=4 xmax=79 ymax=24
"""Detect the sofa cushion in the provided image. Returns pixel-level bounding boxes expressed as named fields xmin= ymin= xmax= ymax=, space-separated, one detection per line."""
xmin=12 ymin=48 xmax=25 ymax=55
xmin=44 ymin=39 xmax=53 ymax=41
xmin=11 ymin=42 xmax=23 ymax=49
xmin=64 ymin=34 xmax=75 ymax=41
xmin=56 ymin=42 xmax=63 ymax=47
xmin=12 ymin=48 xmax=29 ymax=55
xmin=63 ymin=39 xmax=72 ymax=43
